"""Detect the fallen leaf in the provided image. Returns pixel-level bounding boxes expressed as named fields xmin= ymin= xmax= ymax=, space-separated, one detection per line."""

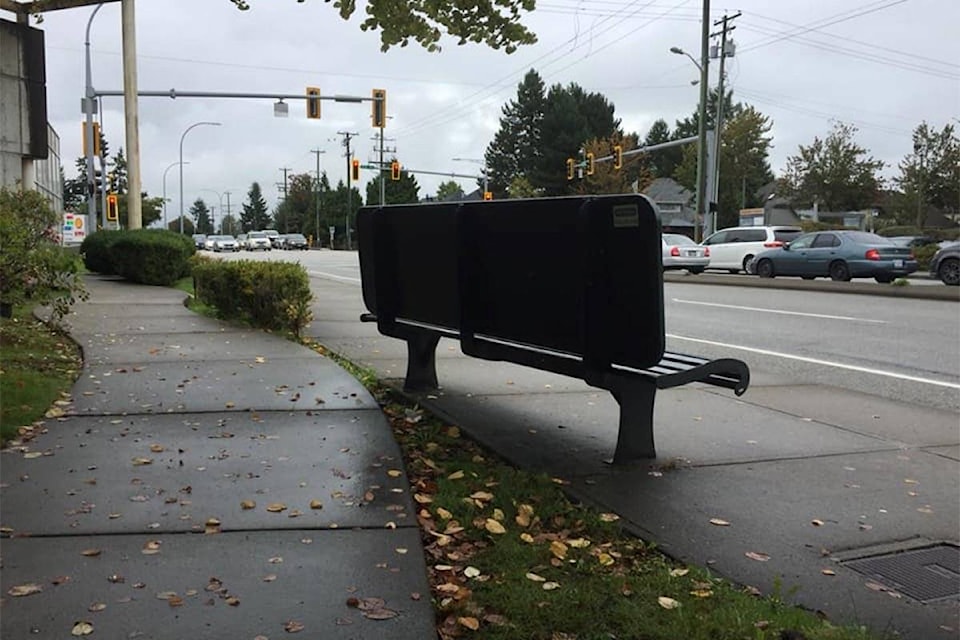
xmin=71 ymin=621 xmax=94 ymax=636
xmin=599 ymin=513 xmax=620 ymax=523
xmin=484 ymin=519 xmax=506 ymax=534
xmin=225 ymin=402 xmax=235 ymax=409
xmin=395 ymin=547 xmax=408 ymax=554
xmin=542 ymin=581 xmax=560 ymax=590
xmin=263 ymin=574 xmax=277 ymax=582
xmin=309 ymin=499 xmax=323 ymax=510
xmin=598 ymin=553 xmax=615 ymax=566
xmin=446 ymin=426 xmax=460 ymax=438
xmin=811 ymin=519 xmax=825 ymax=527
xmin=8 ymin=583 xmax=43 ymax=597
xmin=709 ymin=518 xmax=730 ymax=526
xmin=436 ymin=507 xmax=452 ymax=520
xmin=387 ymin=469 xmax=403 ymax=478
xmin=241 ymin=500 xmax=256 ymax=510
xmin=463 ymin=566 xmax=481 ymax=578
xmin=284 ymin=620 xmax=305 ymax=633
xmin=458 ymin=616 xmax=480 ymax=631
xmin=520 ymin=533 xmax=534 ymax=543
xmin=447 ymin=470 xmax=465 ymax=480
xmin=568 ymin=537 xmax=590 ymax=548
xmin=657 ymin=596 xmax=680 ymax=609
xmin=156 ymin=591 xmax=179 ymax=600
xmin=526 ymin=572 xmax=546 ymax=582
xmin=821 ymin=569 xmax=836 ymax=576
xmin=745 ymin=551 xmax=770 ymax=562
xmin=142 ymin=540 xmax=162 ymax=555
xmin=550 ymin=541 xmax=568 ymax=560
xmin=52 ymin=576 xmax=71 ymax=586
xmin=669 ymin=568 xmax=690 ymax=577
xmin=45 ymin=407 xmax=65 ymax=418
xmin=88 ymin=602 xmax=107 ymax=612
xmin=149 ymin=444 xmax=165 ymax=453
xmin=690 ymin=589 xmax=713 ymax=598
xmin=266 ymin=503 xmax=287 ymax=513
xmin=81 ymin=548 xmax=102 ymax=557
xmin=255 ymin=356 xmax=266 ymax=363
xmin=131 ymin=457 xmax=153 ymax=466
xmin=23 ymin=452 xmax=42 ymax=459
xmin=469 ymin=491 xmax=494 ymax=502
xmin=226 ymin=596 xmax=240 ymax=606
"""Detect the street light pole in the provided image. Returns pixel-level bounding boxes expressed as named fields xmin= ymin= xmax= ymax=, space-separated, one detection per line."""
xmin=695 ymin=0 xmax=711 ymax=242
xmin=179 ymin=121 xmax=221 ymax=234
xmin=84 ymin=3 xmax=104 ymax=226
xmin=162 ymin=160 xmax=187 ymax=231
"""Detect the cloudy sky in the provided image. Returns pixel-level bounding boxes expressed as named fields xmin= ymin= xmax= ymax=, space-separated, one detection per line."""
xmin=16 ymin=0 xmax=960 ymax=222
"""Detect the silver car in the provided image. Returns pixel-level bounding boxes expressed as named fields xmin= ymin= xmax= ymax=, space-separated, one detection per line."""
xmin=245 ymin=231 xmax=272 ymax=251
xmin=662 ymin=233 xmax=709 ymax=273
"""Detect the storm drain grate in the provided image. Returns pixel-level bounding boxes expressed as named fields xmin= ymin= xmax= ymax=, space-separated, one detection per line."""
xmin=843 ymin=544 xmax=959 ymax=603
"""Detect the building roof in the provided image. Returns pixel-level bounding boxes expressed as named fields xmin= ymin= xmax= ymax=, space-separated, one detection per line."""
xmin=643 ymin=177 xmax=692 ymax=204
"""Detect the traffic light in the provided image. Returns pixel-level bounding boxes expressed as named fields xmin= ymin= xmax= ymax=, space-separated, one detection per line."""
xmin=483 ymin=191 xmax=493 ymax=201
xmin=586 ymin=152 xmax=595 ymax=176
xmin=371 ymin=88 xmax=387 ymax=128
xmin=613 ymin=145 xmax=623 ymax=170
xmin=306 ymin=86 xmax=321 ymax=119
xmin=106 ymin=193 xmax=119 ymax=222
xmin=351 ymin=158 xmax=360 ymax=181
xmin=82 ymin=121 xmax=101 ymax=156
xmin=390 ymin=160 xmax=400 ymax=181
xmin=566 ymin=158 xmax=574 ymax=181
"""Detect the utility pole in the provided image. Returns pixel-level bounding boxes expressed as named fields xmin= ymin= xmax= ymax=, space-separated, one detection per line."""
xmin=279 ymin=167 xmax=291 ymax=232
xmin=338 ymin=131 xmax=359 ymax=250
xmin=311 ymin=148 xmax=325 ymax=247
xmin=710 ymin=11 xmax=740 ymax=234
xmin=370 ymin=134 xmax=396 ymax=206
xmin=694 ymin=0 xmax=711 ymax=243
xmin=224 ymin=191 xmax=231 ymax=232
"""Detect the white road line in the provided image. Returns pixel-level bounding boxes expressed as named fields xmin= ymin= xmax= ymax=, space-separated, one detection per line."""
xmin=308 ymin=270 xmax=361 ymax=285
xmin=667 ymin=333 xmax=960 ymax=390
xmin=671 ymin=298 xmax=887 ymax=324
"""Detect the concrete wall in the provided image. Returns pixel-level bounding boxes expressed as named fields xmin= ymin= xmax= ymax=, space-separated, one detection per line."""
xmin=0 ymin=18 xmax=48 ymax=192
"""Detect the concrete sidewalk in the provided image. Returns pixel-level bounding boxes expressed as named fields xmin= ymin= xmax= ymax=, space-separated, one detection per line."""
xmin=305 ymin=272 xmax=960 ymax=640
xmin=0 ymin=275 xmax=434 ymax=639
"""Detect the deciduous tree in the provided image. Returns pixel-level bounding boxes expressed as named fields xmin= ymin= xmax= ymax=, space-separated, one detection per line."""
xmin=436 ymin=180 xmax=465 ymax=201
xmin=895 ymin=122 xmax=960 ymax=227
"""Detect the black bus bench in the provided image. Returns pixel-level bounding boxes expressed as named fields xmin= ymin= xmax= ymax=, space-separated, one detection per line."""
xmin=357 ymin=194 xmax=749 ymax=464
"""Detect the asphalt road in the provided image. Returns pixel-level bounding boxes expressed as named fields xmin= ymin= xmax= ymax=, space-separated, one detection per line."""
xmin=210 ymin=249 xmax=960 ymax=412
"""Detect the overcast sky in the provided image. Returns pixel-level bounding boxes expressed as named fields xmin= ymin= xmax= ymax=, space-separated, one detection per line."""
xmin=16 ymin=0 xmax=960 ymax=222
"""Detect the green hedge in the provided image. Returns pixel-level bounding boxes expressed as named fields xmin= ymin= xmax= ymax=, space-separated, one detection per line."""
xmin=192 ymin=258 xmax=313 ymax=337
xmin=82 ymin=229 xmax=194 ymax=284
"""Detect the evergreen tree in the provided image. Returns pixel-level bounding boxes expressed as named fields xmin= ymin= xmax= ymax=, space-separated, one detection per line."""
xmin=241 ymin=182 xmax=271 ymax=231
xmin=644 ymin=119 xmax=682 ymax=179
xmin=534 ymin=85 xmax=585 ymax=196
xmin=435 ymin=180 xmax=465 ymax=201
xmin=895 ymin=121 xmax=960 ymax=227
xmin=326 ymin=180 xmax=364 ymax=249
xmin=484 ymin=69 xmax=545 ymax=198
xmin=191 ymin=198 xmax=214 ymax=234
xmin=108 ymin=148 xmax=128 ymax=195
xmin=365 ymin=160 xmax=420 ymax=205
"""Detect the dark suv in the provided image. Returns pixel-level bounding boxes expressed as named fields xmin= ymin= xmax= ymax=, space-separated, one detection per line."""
xmin=930 ymin=242 xmax=959 ymax=286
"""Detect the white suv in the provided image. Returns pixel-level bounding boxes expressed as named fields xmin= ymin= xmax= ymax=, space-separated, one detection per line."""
xmin=700 ymin=226 xmax=803 ymax=273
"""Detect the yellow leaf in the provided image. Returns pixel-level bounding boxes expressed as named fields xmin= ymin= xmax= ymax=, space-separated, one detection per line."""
xmin=448 ymin=470 xmax=465 ymax=480
xmin=525 ymin=572 xmax=546 ymax=582
xmin=598 ymin=553 xmax=615 ymax=566
xmin=709 ymin=518 xmax=730 ymax=526
xmin=821 ymin=569 xmax=836 ymax=576
xmin=266 ymin=503 xmax=287 ymax=513
xmin=436 ymin=507 xmax=453 ymax=520
xmin=469 ymin=491 xmax=494 ymax=502
xmin=669 ymin=568 xmax=689 ymax=577
xmin=599 ymin=513 xmax=620 ymax=523
xmin=690 ymin=589 xmax=713 ymax=598
xmin=395 ymin=548 xmax=408 ymax=554
xmin=550 ymin=541 xmax=568 ymax=560
xmin=458 ymin=616 xmax=479 ymax=631
xmin=414 ymin=493 xmax=433 ymax=504
xmin=80 ymin=548 xmax=101 ymax=557
xmin=45 ymin=407 xmax=65 ymax=418
xmin=515 ymin=512 xmax=531 ymax=527
xmin=542 ymin=581 xmax=560 ymax=590
xmin=811 ymin=519 xmax=825 ymax=527
xmin=463 ymin=566 xmax=481 ymax=579
xmin=131 ymin=457 xmax=153 ymax=466
xmin=255 ymin=356 xmax=266 ymax=363
xmin=149 ymin=444 xmax=165 ymax=453
xmin=309 ymin=500 xmax=323 ymax=510
xmin=446 ymin=427 xmax=460 ymax=438
xmin=8 ymin=583 xmax=43 ymax=597
xmin=568 ymin=538 xmax=590 ymax=548
xmin=71 ymin=621 xmax=94 ymax=636
xmin=23 ymin=451 xmax=42 ymax=459
xmin=484 ymin=519 xmax=506 ymax=534
xmin=241 ymin=500 xmax=256 ymax=510
xmin=492 ymin=508 xmax=505 ymax=521
xmin=657 ymin=596 xmax=681 ymax=609
xmin=520 ymin=532 xmax=534 ymax=543
xmin=141 ymin=540 xmax=161 ymax=555
xmin=387 ymin=469 xmax=403 ymax=478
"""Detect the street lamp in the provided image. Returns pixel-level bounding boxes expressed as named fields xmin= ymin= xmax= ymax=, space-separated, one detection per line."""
xmin=671 ymin=35 xmax=710 ymax=242
xmin=179 ymin=121 xmax=221 ymax=234
xmin=162 ymin=160 xmax=187 ymax=231
xmin=452 ymin=157 xmax=488 ymax=195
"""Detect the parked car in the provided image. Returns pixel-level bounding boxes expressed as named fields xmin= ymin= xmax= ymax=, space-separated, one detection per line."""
xmin=192 ymin=234 xmax=207 ymax=250
xmin=662 ymin=233 xmax=709 ymax=273
xmin=245 ymin=230 xmax=272 ymax=251
xmin=700 ymin=225 xmax=802 ymax=274
xmin=282 ymin=233 xmax=309 ymax=250
xmin=889 ymin=235 xmax=937 ymax=249
xmin=205 ymin=235 xmax=240 ymax=253
xmin=262 ymin=229 xmax=281 ymax=248
xmin=929 ymin=242 xmax=959 ymax=286
xmin=752 ymin=230 xmax=917 ymax=282
xmin=237 ymin=233 xmax=247 ymax=247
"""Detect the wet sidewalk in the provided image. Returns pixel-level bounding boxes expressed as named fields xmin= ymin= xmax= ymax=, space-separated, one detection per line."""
xmin=0 ymin=275 xmax=434 ymax=639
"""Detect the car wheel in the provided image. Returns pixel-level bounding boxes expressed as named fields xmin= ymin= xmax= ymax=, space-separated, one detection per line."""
xmin=688 ymin=267 xmax=704 ymax=275
xmin=801 ymin=275 xmax=816 ymax=280
xmin=756 ymin=259 xmax=775 ymax=278
xmin=829 ymin=260 xmax=851 ymax=282
xmin=938 ymin=257 xmax=960 ymax=286
xmin=742 ymin=255 xmax=755 ymax=274
xmin=874 ymin=275 xmax=895 ymax=284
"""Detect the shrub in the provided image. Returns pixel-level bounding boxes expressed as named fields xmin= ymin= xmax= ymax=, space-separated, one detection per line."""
xmin=0 ymin=187 xmax=88 ymax=323
xmin=193 ymin=259 xmax=313 ymax=337
xmin=81 ymin=229 xmax=125 ymax=275
xmin=111 ymin=230 xmax=195 ymax=286
xmin=913 ymin=243 xmax=940 ymax=270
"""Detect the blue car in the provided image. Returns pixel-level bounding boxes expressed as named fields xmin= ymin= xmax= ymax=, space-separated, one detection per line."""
xmin=752 ymin=230 xmax=918 ymax=283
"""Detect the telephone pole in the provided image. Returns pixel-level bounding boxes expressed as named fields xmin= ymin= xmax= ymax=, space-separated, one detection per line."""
xmin=370 ymin=133 xmax=396 ymax=206
xmin=710 ymin=11 xmax=740 ymax=233
xmin=278 ymin=167 xmax=291 ymax=232
xmin=338 ymin=131 xmax=359 ymax=250
xmin=311 ymin=148 xmax=325 ymax=247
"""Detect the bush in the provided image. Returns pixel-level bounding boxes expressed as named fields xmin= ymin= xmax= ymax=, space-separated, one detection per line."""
xmin=914 ymin=243 xmax=940 ymax=270
xmin=111 ymin=230 xmax=195 ymax=286
xmin=193 ymin=259 xmax=313 ymax=336
xmin=0 ymin=187 xmax=88 ymax=323
xmin=81 ymin=229 xmax=124 ymax=275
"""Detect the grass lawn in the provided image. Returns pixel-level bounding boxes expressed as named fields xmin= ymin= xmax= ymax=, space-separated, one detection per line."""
xmin=0 ymin=304 xmax=82 ymax=446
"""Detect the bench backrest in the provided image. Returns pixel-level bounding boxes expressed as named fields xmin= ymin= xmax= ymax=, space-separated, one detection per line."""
xmin=358 ymin=194 xmax=665 ymax=375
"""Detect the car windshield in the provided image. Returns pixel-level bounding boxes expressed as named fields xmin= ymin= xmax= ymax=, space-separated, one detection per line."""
xmin=663 ymin=234 xmax=695 ymax=246
xmin=289 ymin=234 xmax=306 ymax=240
xmin=249 ymin=232 xmax=266 ymax=239
xmin=774 ymin=230 xmax=803 ymax=242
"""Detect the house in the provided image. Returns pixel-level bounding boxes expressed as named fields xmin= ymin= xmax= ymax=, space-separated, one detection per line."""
xmin=642 ymin=178 xmax=697 ymax=236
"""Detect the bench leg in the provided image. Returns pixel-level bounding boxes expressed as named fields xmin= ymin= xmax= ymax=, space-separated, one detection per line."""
xmin=404 ymin=332 xmax=441 ymax=392
xmin=608 ymin=378 xmax=658 ymax=463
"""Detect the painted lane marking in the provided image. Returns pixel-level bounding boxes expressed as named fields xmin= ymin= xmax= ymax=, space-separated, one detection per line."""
xmin=671 ymin=298 xmax=887 ymax=324
xmin=667 ymin=333 xmax=960 ymax=390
